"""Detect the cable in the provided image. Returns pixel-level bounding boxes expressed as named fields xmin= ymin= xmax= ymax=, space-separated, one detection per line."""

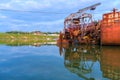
xmin=0 ymin=9 xmax=68 ymax=14
xmin=0 ymin=8 xmax=117 ymax=14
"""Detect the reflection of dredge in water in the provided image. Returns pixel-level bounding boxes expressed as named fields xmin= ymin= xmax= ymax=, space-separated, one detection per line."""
xmin=58 ymin=45 xmax=120 ymax=80
xmin=100 ymin=46 xmax=120 ymax=80
xmin=59 ymin=45 xmax=101 ymax=80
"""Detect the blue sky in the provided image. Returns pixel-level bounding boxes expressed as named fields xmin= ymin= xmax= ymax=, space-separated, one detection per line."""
xmin=0 ymin=0 xmax=120 ymax=32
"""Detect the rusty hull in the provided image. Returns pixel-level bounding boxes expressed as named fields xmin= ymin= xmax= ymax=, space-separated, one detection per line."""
xmin=101 ymin=10 xmax=120 ymax=45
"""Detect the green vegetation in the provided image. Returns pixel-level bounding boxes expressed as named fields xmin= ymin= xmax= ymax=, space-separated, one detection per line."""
xmin=0 ymin=32 xmax=59 ymax=46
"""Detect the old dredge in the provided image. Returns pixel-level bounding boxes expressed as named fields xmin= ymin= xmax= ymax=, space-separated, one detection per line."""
xmin=57 ymin=3 xmax=120 ymax=45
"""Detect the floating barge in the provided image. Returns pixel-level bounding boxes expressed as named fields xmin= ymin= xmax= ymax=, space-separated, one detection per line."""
xmin=101 ymin=9 xmax=120 ymax=45
xmin=57 ymin=3 xmax=120 ymax=45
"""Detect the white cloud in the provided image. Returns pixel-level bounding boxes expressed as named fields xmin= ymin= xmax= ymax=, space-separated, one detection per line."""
xmin=34 ymin=19 xmax=63 ymax=25
xmin=0 ymin=0 xmax=119 ymax=11
xmin=0 ymin=0 xmax=120 ymax=32
xmin=0 ymin=3 xmax=12 ymax=9
xmin=0 ymin=15 xmax=64 ymax=32
xmin=0 ymin=0 xmax=98 ymax=10
xmin=0 ymin=14 xmax=7 ymax=19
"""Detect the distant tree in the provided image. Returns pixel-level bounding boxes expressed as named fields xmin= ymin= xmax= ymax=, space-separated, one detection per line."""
xmin=6 ymin=31 xmax=30 ymax=34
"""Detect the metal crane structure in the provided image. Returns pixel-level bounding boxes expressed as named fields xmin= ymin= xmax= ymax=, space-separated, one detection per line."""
xmin=58 ymin=45 xmax=101 ymax=80
xmin=64 ymin=2 xmax=101 ymax=28
xmin=57 ymin=3 xmax=101 ymax=45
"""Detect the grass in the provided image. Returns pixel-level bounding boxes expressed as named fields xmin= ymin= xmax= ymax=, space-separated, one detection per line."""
xmin=0 ymin=33 xmax=59 ymax=46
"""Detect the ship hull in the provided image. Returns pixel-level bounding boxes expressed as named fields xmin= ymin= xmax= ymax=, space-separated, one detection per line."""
xmin=101 ymin=10 xmax=120 ymax=45
xmin=101 ymin=25 xmax=120 ymax=45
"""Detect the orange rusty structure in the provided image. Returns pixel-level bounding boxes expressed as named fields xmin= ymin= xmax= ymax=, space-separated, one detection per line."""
xmin=101 ymin=9 xmax=120 ymax=45
xmin=57 ymin=3 xmax=101 ymax=45
xmin=57 ymin=3 xmax=120 ymax=45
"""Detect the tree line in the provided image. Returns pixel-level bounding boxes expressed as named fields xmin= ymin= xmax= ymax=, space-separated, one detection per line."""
xmin=6 ymin=31 xmax=59 ymax=34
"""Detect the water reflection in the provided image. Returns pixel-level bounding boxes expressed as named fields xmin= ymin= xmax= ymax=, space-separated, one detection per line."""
xmin=0 ymin=39 xmax=56 ymax=47
xmin=6 ymin=42 xmax=56 ymax=47
xmin=58 ymin=45 xmax=120 ymax=80
xmin=101 ymin=46 xmax=120 ymax=80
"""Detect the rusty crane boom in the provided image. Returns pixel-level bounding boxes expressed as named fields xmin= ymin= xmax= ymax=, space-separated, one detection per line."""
xmin=57 ymin=3 xmax=101 ymax=45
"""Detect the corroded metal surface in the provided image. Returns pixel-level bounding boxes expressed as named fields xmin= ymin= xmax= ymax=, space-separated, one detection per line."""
xmin=101 ymin=9 xmax=120 ymax=45
xmin=57 ymin=3 xmax=101 ymax=45
xmin=57 ymin=3 xmax=120 ymax=45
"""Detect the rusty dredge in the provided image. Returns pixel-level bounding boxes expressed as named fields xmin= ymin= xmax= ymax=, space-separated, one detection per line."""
xmin=57 ymin=3 xmax=120 ymax=45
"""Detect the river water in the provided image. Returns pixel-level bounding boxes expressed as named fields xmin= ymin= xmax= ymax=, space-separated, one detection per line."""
xmin=0 ymin=44 xmax=120 ymax=80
